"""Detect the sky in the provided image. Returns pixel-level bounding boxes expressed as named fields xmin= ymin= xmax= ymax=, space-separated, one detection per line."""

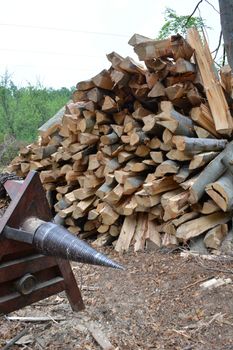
xmin=0 ymin=0 xmax=221 ymax=88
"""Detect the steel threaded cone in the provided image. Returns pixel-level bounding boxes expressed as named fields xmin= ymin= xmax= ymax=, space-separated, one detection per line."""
xmin=33 ymin=222 xmax=124 ymax=270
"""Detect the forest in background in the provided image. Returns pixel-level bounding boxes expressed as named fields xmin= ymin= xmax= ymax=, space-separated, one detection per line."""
xmin=0 ymin=71 xmax=72 ymax=166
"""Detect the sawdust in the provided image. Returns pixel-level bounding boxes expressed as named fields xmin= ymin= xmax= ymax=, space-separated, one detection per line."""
xmin=1 ymin=249 xmax=233 ymax=349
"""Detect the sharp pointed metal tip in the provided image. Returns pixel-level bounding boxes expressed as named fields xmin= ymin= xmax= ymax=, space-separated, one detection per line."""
xmin=33 ymin=222 xmax=126 ymax=270
xmin=97 ymin=254 xmax=125 ymax=270
xmin=114 ymin=263 xmax=126 ymax=271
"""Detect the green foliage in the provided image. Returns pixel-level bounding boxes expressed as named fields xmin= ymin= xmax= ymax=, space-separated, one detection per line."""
xmin=157 ymin=8 xmax=207 ymax=39
xmin=0 ymin=135 xmax=21 ymax=167
xmin=0 ymin=71 xmax=73 ymax=165
xmin=0 ymin=71 xmax=72 ymax=143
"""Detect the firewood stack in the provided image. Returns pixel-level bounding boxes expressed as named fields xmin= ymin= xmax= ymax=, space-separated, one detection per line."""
xmin=8 ymin=28 xmax=233 ymax=253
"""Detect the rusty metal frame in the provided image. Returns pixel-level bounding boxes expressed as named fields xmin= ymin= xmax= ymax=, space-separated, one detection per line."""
xmin=0 ymin=171 xmax=84 ymax=314
xmin=0 ymin=171 xmax=52 ymax=234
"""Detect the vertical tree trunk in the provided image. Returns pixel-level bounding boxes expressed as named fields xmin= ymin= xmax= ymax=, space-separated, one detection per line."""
xmin=219 ymin=0 xmax=233 ymax=70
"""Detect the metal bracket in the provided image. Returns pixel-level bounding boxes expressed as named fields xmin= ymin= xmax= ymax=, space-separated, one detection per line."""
xmin=0 ymin=171 xmax=52 ymax=236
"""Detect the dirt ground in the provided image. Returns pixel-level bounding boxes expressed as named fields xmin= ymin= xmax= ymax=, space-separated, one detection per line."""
xmin=1 ymin=248 xmax=233 ymax=350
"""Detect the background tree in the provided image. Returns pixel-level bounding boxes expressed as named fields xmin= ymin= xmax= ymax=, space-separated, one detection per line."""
xmin=0 ymin=71 xmax=19 ymax=139
xmin=219 ymin=0 xmax=233 ymax=70
xmin=0 ymin=71 xmax=72 ymax=167
xmin=157 ymin=7 xmax=206 ymax=39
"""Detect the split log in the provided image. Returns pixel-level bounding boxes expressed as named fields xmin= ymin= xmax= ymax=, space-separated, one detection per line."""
xmin=176 ymin=212 xmax=231 ymax=241
xmin=106 ymin=51 xmax=124 ymax=69
xmin=92 ymin=69 xmax=114 ymax=90
xmin=174 ymin=164 xmax=191 ymax=183
xmin=148 ymin=81 xmax=165 ymax=98
xmin=155 ymin=160 xmax=180 ymax=177
xmin=99 ymin=203 xmax=119 ymax=225
xmin=146 ymin=223 xmax=161 ymax=250
xmin=123 ymin=176 xmax=145 ymax=195
xmin=144 ymin=176 xmax=179 ymax=195
xmin=133 ymin=34 xmax=193 ymax=61
xmin=172 ymin=211 xmax=199 ymax=227
xmin=135 ymin=189 xmax=161 ymax=208
xmin=115 ymin=214 xmax=137 ymax=252
xmin=191 ymin=104 xmax=219 ymax=138
xmin=32 ymin=145 xmax=57 ymax=160
xmin=130 ymin=130 xmax=150 ymax=146
xmin=200 ymin=199 xmax=220 ymax=214
xmin=204 ymin=224 xmax=228 ymax=249
xmin=166 ymin=150 xmax=192 ymax=161
xmin=189 ymin=141 xmax=233 ymax=204
xmin=79 ymin=133 xmax=99 ymax=145
xmin=135 ymin=144 xmax=150 ymax=157
xmin=119 ymin=56 xmax=145 ymax=74
xmin=189 ymin=151 xmax=219 ymax=170
xmin=160 ymin=189 xmax=182 ymax=208
xmin=96 ymin=182 xmax=114 ymax=199
xmin=172 ymin=136 xmax=227 ymax=153
xmin=102 ymin=96 xmax=117 ymax=112
xmin=96 ymin=111 xmax=110 ymax=125
xmin=87 ymin=87 xmax=104 ymax=103
xmin=187 ymin=28 xmax=233 ymax=135
xmin=205 ymin=170 xmax=233 ymax=211
xmin=161 ymin=233 xmax=178 ymax=248
xmin=150 ymin=151 xmax=164 ymax=163
xmin=156 ymin=101 xmax=195 ymax=137
xmin=133 ymin=213 xmax=148 ymax=251
xmin=194 ymin=126 xmax=214 ymax=139
xmin=165 ymin=83 xmax=188 ymax=101
xmin=118 ymin=151 xmax=134 ymax=163
xmin=111 ymin=69 xmax=130 ymax=88
xmin=128 ymin=33 xmax=152 ymax=46
xmin=100 ymin=131 xmax=119 ymax=145
xmin=163 ymin=190 xmax=189 ymax=221
xmin=171 ymin=57 xmax=196 ymax=74
xmin=109 ymin=224 xmax=120 ymax=237
xmin=76 ymin=79 xmax=95 ymax=91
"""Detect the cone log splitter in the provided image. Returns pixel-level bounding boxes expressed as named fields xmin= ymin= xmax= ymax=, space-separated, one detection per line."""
xmin=0 ymin=171 xmax=123 ymax=315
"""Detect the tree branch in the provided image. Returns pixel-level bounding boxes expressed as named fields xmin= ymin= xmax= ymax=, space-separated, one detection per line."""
xmin=211 ymin=31 xmax=223 ymax=60
xmin=184 ymin=0 xmax=204 ymax=27
xmin=223 ymin=46 xmax=226 ymax=66
xmin=204 ymin=0 xmax=220 ymax=14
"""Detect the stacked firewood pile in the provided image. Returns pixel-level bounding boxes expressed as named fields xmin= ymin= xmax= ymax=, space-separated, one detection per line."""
xmin=8 ymin=28 xmax=233 ymax=253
